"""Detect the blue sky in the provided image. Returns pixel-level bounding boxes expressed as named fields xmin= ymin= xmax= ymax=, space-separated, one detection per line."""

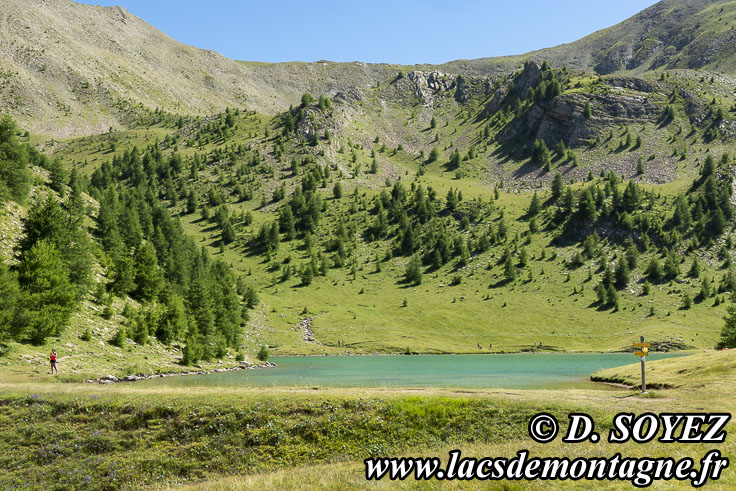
xmin=76 ymin=0 xmax=659 ymax=64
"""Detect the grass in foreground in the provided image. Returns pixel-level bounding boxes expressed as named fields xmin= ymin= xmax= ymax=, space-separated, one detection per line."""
xmin=0 ymin=385 xmax=584 ymax=489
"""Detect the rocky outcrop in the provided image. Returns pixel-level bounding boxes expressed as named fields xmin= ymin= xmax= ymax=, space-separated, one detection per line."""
xmin=515 ymin=62 xmax=542 ymax=96
xmin=485 ymin=62 xmax=541 ymax=116
xmin=454 ymin=76 xmax=470 ymax=103
xmin=485 ymin=86 xmax=508 ymax=115
xmin=453 ymin=75 xmax=488 ymax=104
xmin=295 ymin=107 xmax=318 ymax=141
xmin=333 ymin=88 xmax=362 ymax=105
xmin=606 ymin=77 xmax=658 ymax=93
xmin=500 ymin=78 xmax=662 ymax=147
xmin=406 ymin=71 xmax=451 ymax=106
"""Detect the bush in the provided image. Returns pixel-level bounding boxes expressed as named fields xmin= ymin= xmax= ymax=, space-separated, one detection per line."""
xmin=681 ymin=294 xmax=692 ymax=310
xmin=182 ymin=337 xmax=202 ymax=365
xmin=112 ymin=327 xmax=126 ymax=348
xmin=257 ymin=344 xmax=270 ymax=362
xmin=300 ymin=265 xmax=314 ymax=286
xmin=122 ymin=302 xmax=135 ymax=319
xmin=80 ymin=328 xmax=92 ymax=342
xmin=102 ymin=303 xmax=114 ymax=320
xmin=214 ymin=336 xmax=228 ymax=359
xmin=94 ymin=283 xmax=107 ymax=305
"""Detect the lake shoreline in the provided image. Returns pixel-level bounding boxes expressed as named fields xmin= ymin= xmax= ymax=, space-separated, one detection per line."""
xmin=90 ymin=361 xmax=278 ymax=385
xmin=135 ymin=352 xmax=685 ymax=391
xmin=271 ymin=349 xmax=695 ymax=357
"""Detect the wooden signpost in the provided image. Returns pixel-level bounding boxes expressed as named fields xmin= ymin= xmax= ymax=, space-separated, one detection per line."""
xmin=633 ymin=336 xmax=651 ymax=393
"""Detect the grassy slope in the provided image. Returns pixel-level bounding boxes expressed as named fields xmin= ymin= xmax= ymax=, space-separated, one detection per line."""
xmin=592 ymin=348 xmax=736 ymax=388
xmin=36 ymin=68 xmax=736 ymax=360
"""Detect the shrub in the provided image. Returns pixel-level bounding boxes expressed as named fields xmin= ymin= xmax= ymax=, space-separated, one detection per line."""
xmin=102 ymin=303 xmax=114 ymax=320
xmin=112 ymin=327 xmax=126 ymax=348
xmin=682 ymin=294 xmax=692 ymax=310
xmin=257 ymin=344 xmax=270 ymax=362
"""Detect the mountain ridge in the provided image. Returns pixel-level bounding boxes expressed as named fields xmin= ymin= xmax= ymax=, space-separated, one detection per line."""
xmin=1 ymin=0 xmax=735 ymax=137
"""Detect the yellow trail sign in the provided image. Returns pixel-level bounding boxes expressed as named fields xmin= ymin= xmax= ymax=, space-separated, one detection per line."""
xmin=634 ymin=345 xmax=649 ymax=357
xmin=633 ymin=342 xmax=651 ymax=348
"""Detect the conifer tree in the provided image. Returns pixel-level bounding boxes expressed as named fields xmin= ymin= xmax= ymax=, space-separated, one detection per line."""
xmin=583 ymin=100 xmax=592 ymax=118
xmin=664 ymin=252 xmax=680 ymax=280
xmin=606 ymin=284 xmax=618 ymax=309
xmin=269 ymin=221 xmax=280 ymax=252
xmin=504 ymin=254 xmax=516 ymax=282
xmin=186 ymin=189 xmax=198 ymax=213
xmin=718 ymin=290 xmax=736 ymax=348
xmin=700 ymin=276 xmax=712 ymax=300
xmin=279 ymin=205 xmax=296 ymax=240
xmin=221 ymin=219 xmax=236 ymax=245
xmin=300 ymin=263 xmax=314 ymax=286
xmin=645 ymin=257 xmax=664 ymax=282
xmin=528 ymin=192 xmax=541 ymax=217
xmin=551 ymin=173 xmax=564 ymax=200
xmin=405 ymin=255 xmax=422 ymax=285
xmin=615 ymin=257 xmax=630 ymax=288
xmin=449 ymin=149 xmax=461 ymax=170
xmin=133 ymin=242 xmax=164 ymax=302
xmin=14 ymin=240 xmax=76 ymax=344
xmin=0 ymin=263 xmax=20 ymax=344
xmin=0 ymin=115 xmax=31 ymax=204
xmin=689 ymin=259 xmax=701 ymax=278
xmin=702 ymin=154 xmax=715 ymax=178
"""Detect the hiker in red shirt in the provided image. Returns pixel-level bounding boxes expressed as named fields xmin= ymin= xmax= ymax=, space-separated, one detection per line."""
xmin=50 ymin=349 xmax=58 ymax=375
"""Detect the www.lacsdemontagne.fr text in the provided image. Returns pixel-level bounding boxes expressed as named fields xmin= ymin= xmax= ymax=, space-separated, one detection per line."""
xmin=365 ymin=449 xmax=727 ymax=487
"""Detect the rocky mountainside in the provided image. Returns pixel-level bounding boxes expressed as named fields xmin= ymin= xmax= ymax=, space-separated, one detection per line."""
xmin=0 ymin=0 xmax=402 ymax=137
xmin=447 ymin=0 xmax=736 ymax=76
xmin=529 ymin=0 xmax=736 ymax=74
xmin=1 ymin=0 xmax=735 ymax=138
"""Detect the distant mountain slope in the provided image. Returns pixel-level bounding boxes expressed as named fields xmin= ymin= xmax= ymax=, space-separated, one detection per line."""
xmin=1 ymin=0 xmax=735 ymax=137
xmin=443 ymin=0 xmax=736 ymax=76
xmin=0 ymin=0 xmax=402 ymax=136
xmin=532 ymin=0 xmax=736 ymax=74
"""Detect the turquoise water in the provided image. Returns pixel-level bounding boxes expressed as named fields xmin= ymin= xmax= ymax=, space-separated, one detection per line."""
xmin=139 ymin=353 xmax=683 ymax=390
